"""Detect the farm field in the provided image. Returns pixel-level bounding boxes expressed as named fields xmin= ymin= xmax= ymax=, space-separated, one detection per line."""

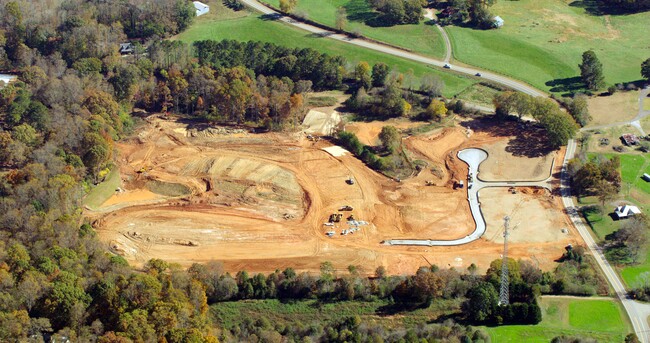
xmin=175 ymin=4 xmax=475 ymax=98
xmin=88 ymin=113 xmax=574 ymax=276
xmin=484 ymin=297 xmax=630 ymax=342
xmin=446 ymin=0 xmax=650 ymax=93
xmin=263 ymin=0 xmax=447 ymax=59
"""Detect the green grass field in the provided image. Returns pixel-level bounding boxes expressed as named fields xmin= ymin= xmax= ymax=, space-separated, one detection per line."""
xmin=582 ymin=153 xmax=650 ymax=287
xmin=176 ymin=6 xmax=476 ymax=98
xmin=211 ymin=297 xmax=629 ymax=341
xmin=83 ymin=168 xmax=120 ymax=209
xmin=263 ymin=0 xmax=447 ymax=59
xmin=446 ymin=0 xmax=650 ymax=94
xmin=484 ymin=297 xmax=629 ymax=342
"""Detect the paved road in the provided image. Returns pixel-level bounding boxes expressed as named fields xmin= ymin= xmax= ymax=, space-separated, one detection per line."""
xmin=582 ymin=86 xmax=650 ymax=136
xmin=240 ymin=0 xmax=545 ymax=97
xmin=562 ymin=139 xmax=650 ymax=342
xmin=384 ymin=148 xmax=552 ymax=247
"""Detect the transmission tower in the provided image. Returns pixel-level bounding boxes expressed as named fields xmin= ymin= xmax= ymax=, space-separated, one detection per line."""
xmin=498 ymin=216 xmax=510 ymax=306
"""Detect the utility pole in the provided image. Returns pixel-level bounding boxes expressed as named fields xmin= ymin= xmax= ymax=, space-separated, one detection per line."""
xmin=499 ymin=216 xmax=510 ymax=306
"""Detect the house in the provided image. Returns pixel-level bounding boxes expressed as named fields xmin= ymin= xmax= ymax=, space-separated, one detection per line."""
xmin=193 ymin=1 xmax=209 ymax=16
xmin=622 ymin=133 xmax=640 ymax=146
xmin=493 ymin=16 xmax=504 ymax=28
xmin=614 ymin=204 xmax=642 ymax=219
xmin=643 ymin=173 xmax=650 ymax=182
xmin=119 ymin=43 xmax=134 ymax=55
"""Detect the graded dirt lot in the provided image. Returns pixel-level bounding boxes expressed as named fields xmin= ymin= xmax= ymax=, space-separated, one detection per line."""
xmin=89 ymin=115 xmax=578 ymax=275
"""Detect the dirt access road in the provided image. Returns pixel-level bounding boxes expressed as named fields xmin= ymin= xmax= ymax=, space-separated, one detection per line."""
xmin=89 ymin=116 xmax=576 ymax=275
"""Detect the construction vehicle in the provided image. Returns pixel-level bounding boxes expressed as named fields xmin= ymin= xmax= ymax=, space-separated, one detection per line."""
xmin=425 ymin=180 xmax=435 ymax=186
xmin=339 ymin=205 xmax=354 ymax=211
xmin=328 ymin=213 xmax=343 ymax=223
xmin=347 ymin=214 xmax=355 ymax=221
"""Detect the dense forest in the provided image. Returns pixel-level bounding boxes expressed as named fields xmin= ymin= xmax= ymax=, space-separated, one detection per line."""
xmin=0 ymin=0 xmax=594 ymax=341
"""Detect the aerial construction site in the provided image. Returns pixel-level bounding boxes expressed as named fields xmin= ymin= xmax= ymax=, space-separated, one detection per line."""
xmin=89 ymin=111 xmax=579 ymax=275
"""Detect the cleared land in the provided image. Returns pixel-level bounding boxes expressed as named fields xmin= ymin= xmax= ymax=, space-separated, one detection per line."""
xmin=89 ymin=114 xmax=572 ymax=275
xmin=484 ymin=296 xmax=630 ymax=342
xmin=446 ymin=0 xmax=650 ymax=93
xmin=480 ymin=187 xmax=571 ymax=245
xmin=587 ymin=91 xmax=640 ymax=127
xmin=263 ymin=0 xmax=447 ymax=59
xmin=175 ymin=5 xmax=476 ymax=98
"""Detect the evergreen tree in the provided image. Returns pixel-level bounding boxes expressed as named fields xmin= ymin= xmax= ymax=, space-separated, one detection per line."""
xmin=579 ymin=50 xmax=605 ymax=90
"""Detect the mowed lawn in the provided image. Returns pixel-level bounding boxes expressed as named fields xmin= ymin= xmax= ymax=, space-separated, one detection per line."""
xmin=264 ymin=0 xmax=447 ymax=59
xmin=446 ymin=0 xmax=650 ymax=94
xmin=484 ymin=297 xmax=630 ymax=342
xmin=583 ymin=153 xmax=650 ymax=287
xmin=176 ymin=8 xmax=476 ymax=98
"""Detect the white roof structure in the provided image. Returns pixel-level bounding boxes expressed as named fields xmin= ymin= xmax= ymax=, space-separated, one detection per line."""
xmin=494 ymin=16 xmax=504 ymax=28
xmin=193 ymin=1 xmax=209 ymax=16
xmin=615 ymin=205 xmax=641 ymax=219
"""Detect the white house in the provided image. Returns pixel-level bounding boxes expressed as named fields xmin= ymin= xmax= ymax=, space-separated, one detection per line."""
xmin=642 ymin=173 xmax=650 ymax=182
xmin=193 ymin=1 xmax=209 ymax=16
xmin=493 ymin=16 xmax=504 ymax=28
xmin=614 ymin=204 xmax=642 ymax=219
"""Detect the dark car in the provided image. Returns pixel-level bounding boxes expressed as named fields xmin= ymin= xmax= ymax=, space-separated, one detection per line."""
xmin=475 ymin=72 xmax=481 ymax=77
xmin=443 ymin=64 xmax=451 ymax=69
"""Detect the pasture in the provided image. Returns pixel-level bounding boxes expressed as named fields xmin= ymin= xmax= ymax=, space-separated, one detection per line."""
xmin=263 ymin=0 xmax=447 ymax=59
xmin=484 ymin=297 xmax=629 ymax=342
xmin=176 ymin=6 xmax=476 ymax=98
xmin=446 ymin=0 xmax=650 ymax=94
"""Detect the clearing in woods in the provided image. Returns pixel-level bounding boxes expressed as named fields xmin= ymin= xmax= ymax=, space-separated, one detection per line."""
xmin=88 ymin=113 xmax=576 ymax=275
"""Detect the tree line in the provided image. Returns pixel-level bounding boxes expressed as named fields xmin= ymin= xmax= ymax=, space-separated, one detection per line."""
xmin=492 ymin=91 xmax=578 ymax=149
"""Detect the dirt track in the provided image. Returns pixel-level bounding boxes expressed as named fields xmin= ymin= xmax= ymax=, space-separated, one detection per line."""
xmin=90 ymin=116 xmax=579 ymax=275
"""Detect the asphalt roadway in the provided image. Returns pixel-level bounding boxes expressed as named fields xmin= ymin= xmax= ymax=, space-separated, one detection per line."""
xmin=239 ymin=0 xmax=545 ymax=97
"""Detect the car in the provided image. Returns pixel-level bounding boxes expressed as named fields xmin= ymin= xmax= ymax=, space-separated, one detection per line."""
xmin=475 ymin=72 xmax=481 ymax=77
xmin=443 ymin=64 xmax=451 ymax=69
